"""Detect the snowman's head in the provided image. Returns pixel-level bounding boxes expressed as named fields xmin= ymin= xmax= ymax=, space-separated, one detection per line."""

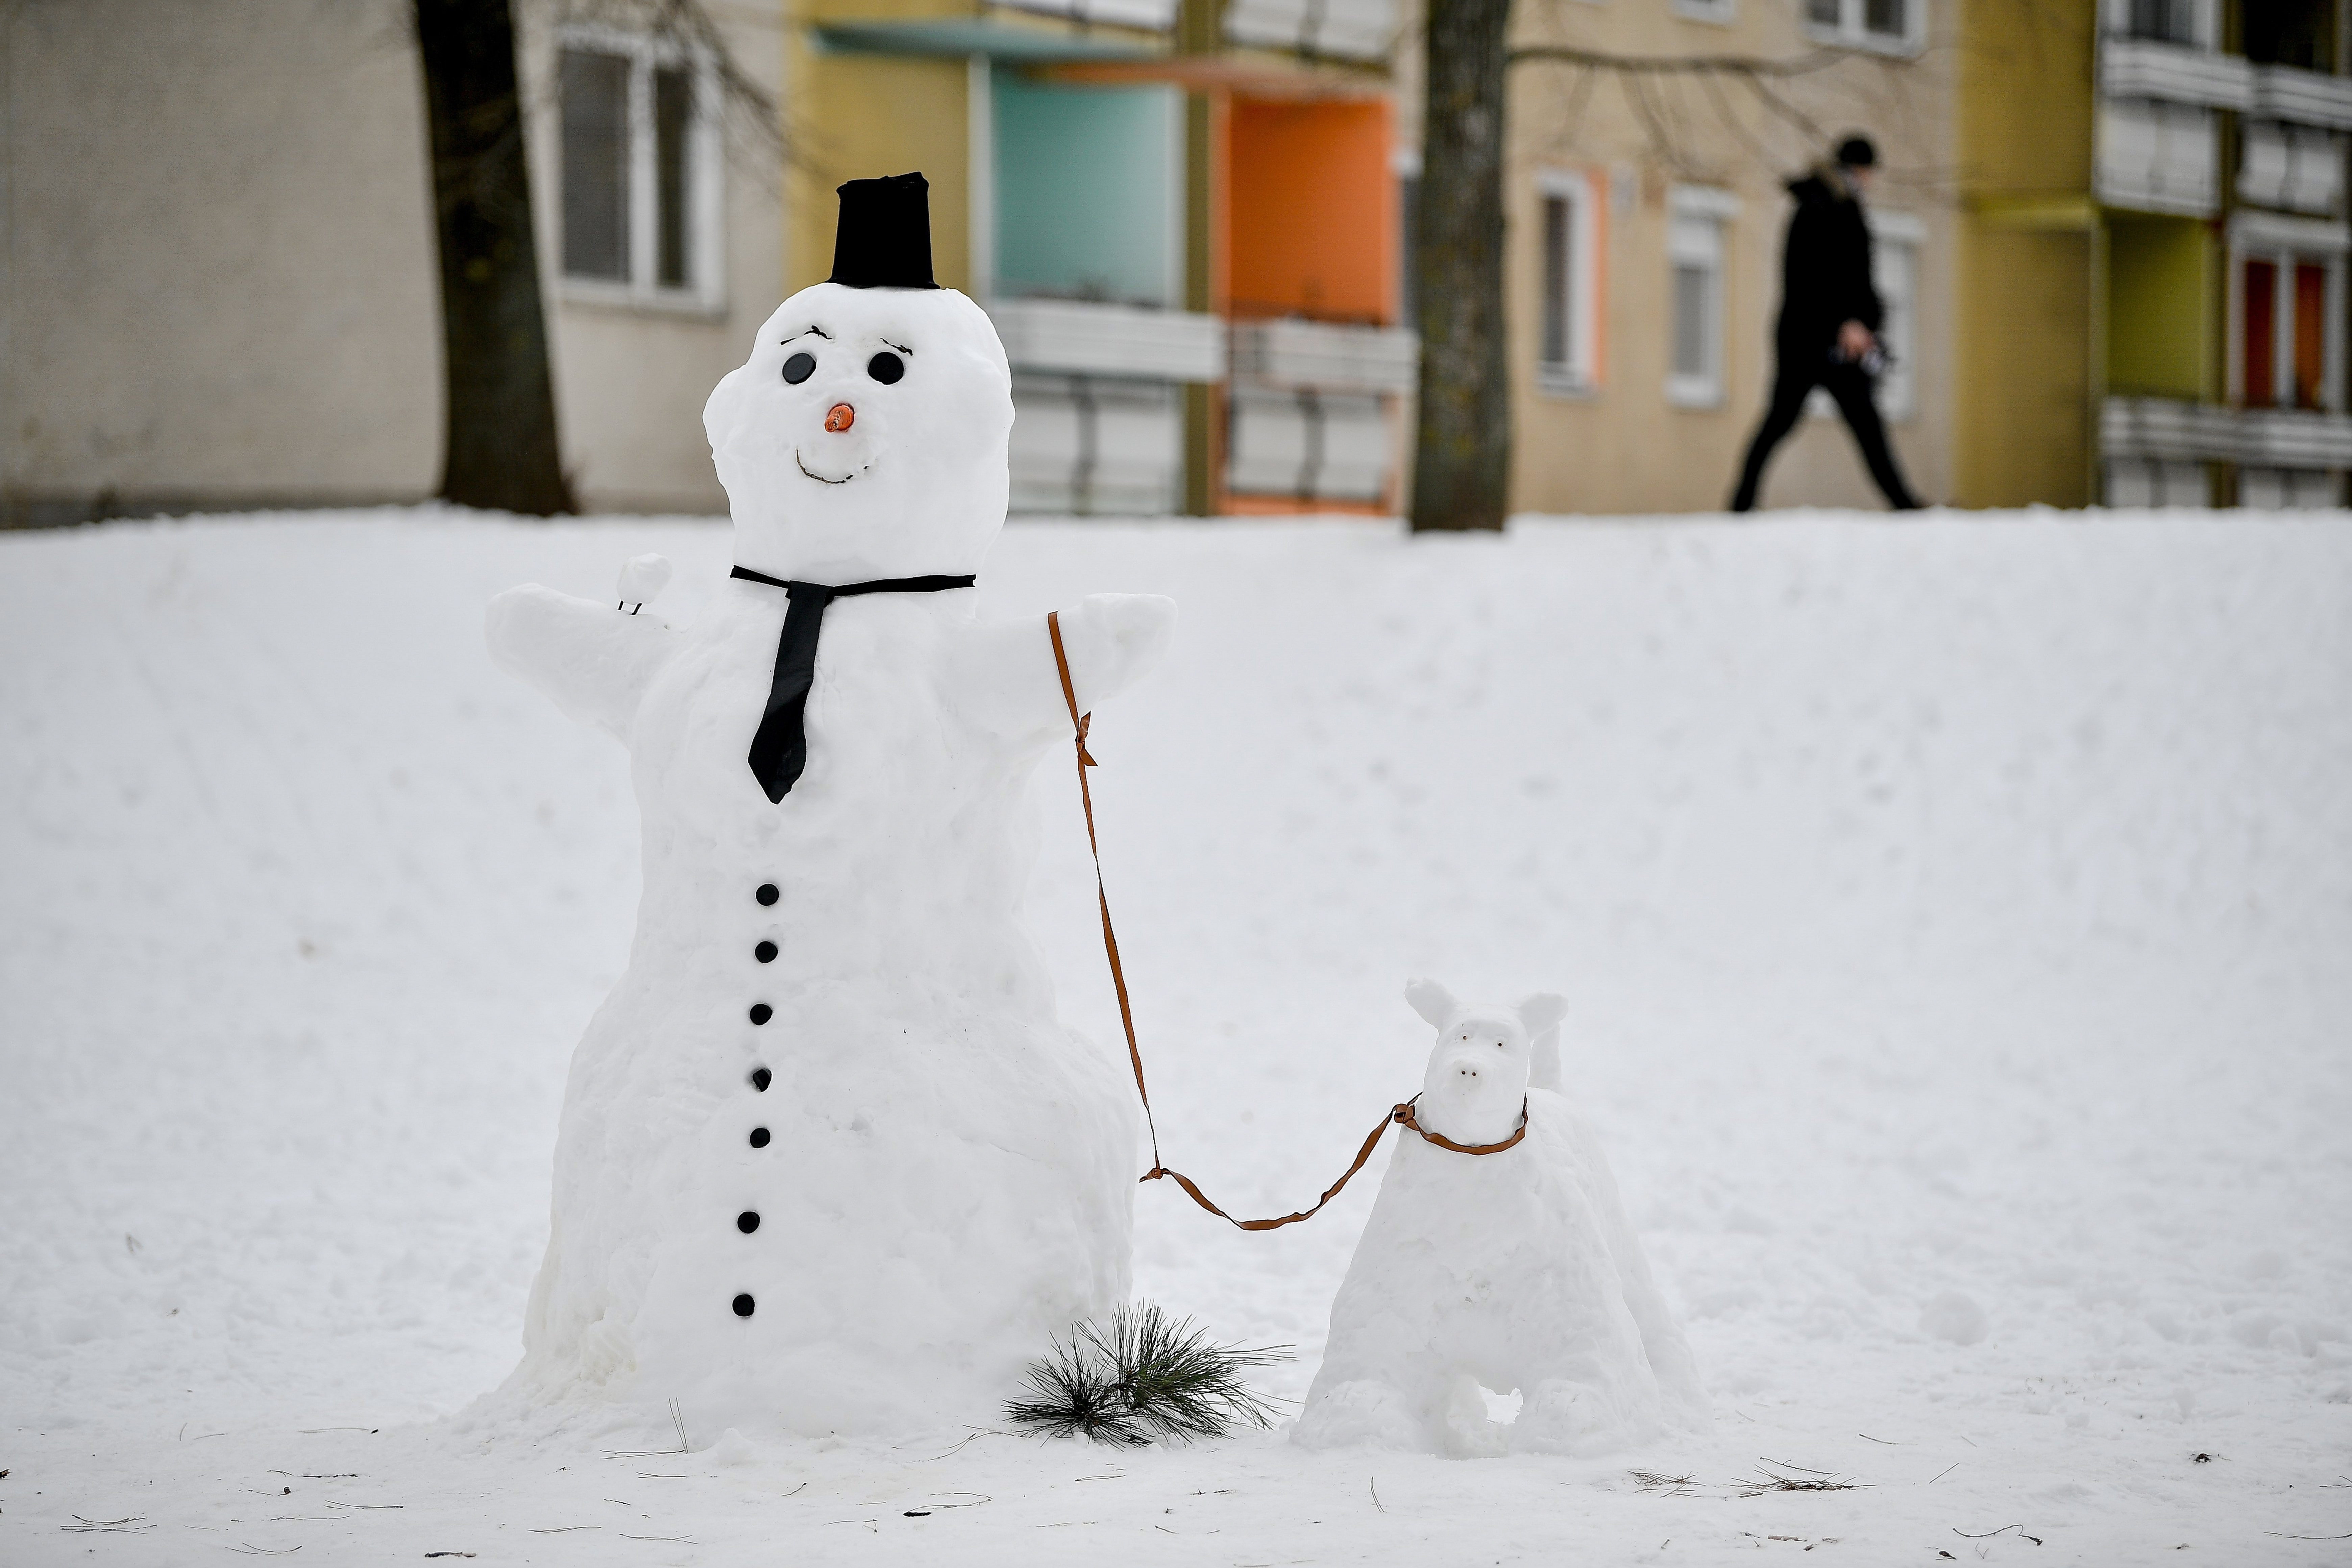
xmin=704 ymin=281 xmax=1012 ymax=581
xmin=1403 ymin=979 xmax=1569 ymax=1147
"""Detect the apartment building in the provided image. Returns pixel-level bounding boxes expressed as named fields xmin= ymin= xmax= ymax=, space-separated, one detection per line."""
xmin=1 ymin=0 xmax=788 ymax=522
xmin=785 ymin=0 xmax=1415 ymax=515
xmin=10 ymin=0 xmax=2341 ymax=524
xmin=1959 ymin=0 xmax=2352 ymax=507
xmin=1469 ymin=0 xmax=1954 ymax=513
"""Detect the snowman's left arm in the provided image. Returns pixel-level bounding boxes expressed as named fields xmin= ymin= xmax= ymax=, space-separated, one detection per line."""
xmin=947 ymin=592 xmax=1177 ymax=741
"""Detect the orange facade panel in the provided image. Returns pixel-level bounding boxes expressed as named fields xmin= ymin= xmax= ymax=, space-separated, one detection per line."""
xmin=1225 ymin=98 xmax=1395 ymax=325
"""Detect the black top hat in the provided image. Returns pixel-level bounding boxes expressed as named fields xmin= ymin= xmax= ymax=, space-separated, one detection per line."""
xmin=829 ymin=172 xmax=939 ymax=290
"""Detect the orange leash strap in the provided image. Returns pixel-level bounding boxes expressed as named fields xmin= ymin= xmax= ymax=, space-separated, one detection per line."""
xmin=1044 ymin=612 xmax=1528 ymax=1233
xmin=1046 ymin=610 xmax=1163 ymax=1173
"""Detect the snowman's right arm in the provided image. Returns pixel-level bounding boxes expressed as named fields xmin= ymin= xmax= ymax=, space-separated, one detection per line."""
xmin=485 ymin=585 xmax=681 ymax=742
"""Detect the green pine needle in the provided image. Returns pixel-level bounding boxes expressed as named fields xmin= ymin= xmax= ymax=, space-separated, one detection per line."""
xmin=1005 ymin=1302 xmax=1293 ymax=1446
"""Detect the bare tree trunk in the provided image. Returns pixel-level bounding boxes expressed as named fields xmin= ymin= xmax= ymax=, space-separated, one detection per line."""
xmin=1410 ymin=0 xmax=1512 ymax=532
xmin=415 ymin=0 xmax=572 ymax=515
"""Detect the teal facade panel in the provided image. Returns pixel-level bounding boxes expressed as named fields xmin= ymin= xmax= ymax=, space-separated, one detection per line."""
xmin=993 ymin=77 xmax=1180 ymax=308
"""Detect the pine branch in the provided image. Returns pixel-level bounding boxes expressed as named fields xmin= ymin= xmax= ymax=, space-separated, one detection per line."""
xmin=1005 ymin=1304 xmax=1292 ymax=1447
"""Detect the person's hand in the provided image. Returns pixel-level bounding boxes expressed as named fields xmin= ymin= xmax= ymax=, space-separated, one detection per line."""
xmin=1838 ymin=320 xmax=1876 ymax=362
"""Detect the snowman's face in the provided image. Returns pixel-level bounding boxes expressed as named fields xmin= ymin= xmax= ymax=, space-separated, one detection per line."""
xmin=1417 ymin=1011 xmax=1533 ymax=1147
xmin=705 ymin=283 xmax=1012 ymax=581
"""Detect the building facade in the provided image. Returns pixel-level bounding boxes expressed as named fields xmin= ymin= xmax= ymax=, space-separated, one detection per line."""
xmin=784 ymin=0 xmax=1415 ymax=515
xmin=1 ymin=0 xmax=786 ymax=524
xmin=1958 ymin=0 xmax=2352 ymax=507
xmin=7 ymin=0 xmax=2344 ymax=523
xmin=1478 ymin=0 xmax=1957 ymax=513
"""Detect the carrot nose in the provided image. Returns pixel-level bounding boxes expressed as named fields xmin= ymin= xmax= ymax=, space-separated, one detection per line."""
xmin=825 ymin=403 xmax=855 ymax=433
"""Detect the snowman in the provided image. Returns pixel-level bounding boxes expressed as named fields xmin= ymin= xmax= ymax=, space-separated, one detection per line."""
xmin=484 ymin=174 xmax=1176 ymax=1438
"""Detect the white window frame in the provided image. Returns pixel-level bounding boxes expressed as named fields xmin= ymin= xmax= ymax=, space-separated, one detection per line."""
xmin=2228 ymin=210 xmax=2348 ymax=412
xmin=1804 ymin=0 xmax=1927 ymax=57
xmin=1674 ymin=0 xmax=1736 ymax=24
xmin=1868 ymin=208 xmax=1922 ymax=421
xmin=1665 ymin=185 xmax=1735 ymax=410
xmin=1535 ymin=168 xmax=1601 ymax=397
xmin=556 ymin=26 xmax=727 ymax=315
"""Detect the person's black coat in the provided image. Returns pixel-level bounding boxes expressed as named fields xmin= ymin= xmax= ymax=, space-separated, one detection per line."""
xmin=1775 ymin=170 xmax=1882 ymax=353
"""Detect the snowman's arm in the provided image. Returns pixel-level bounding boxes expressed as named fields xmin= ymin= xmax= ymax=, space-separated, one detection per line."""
xmin=485 ymin=584 xmax=681 ymax=742
xmin=948 ymin=593 xmax=1177 ymax=740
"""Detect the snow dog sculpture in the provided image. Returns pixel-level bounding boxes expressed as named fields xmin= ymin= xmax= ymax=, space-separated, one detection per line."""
xmin=483 ymin=174 xmax=1176 ymax=1438
xmin=1293 ymin=981 xmax=1709 ymax=1457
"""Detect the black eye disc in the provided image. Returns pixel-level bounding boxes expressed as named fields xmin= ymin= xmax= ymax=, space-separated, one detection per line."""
xmin=782 ymin=351 xmax=816 ymax=384
xmin=867 ymin=351 xmax=905 ymax=385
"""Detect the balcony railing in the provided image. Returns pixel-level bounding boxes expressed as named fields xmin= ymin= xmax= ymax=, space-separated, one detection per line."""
xmin=2250 ymin=64 xmax=2352 ymax=132
xmin=2103 ymin=396 xmax=2352 ymax=467
xmin=1222 ymin=0 xmax=1396 ymax=62
xmin=2099 ymin=37 xmax=2253 ymax=109
xmin=1227 ymin=318 xmax=1417 ymax=394
xmin=2096 ymin=98 xmax=2220 ymax=215
xmin=987 ymin=297 xmax=1225 ymax=383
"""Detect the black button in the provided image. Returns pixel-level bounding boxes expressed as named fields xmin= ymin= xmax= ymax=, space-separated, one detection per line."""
xmin=782 ymin=352 xmax=815 ymax=385
xmin=750 ymin=1067 xmax=771 ymax=1092
xmin=749 ymin=1003 xmax=772 ymax=1025
xmin=755 ymin=884 xmax=778 ymax=906
xmin=867 ymin=351 xmax=905 ymax=385
xmin=755 ymin=941 xmax=777 ymax=963
xmin=748 ymin=1126 xmax=770 ymax=1148
xmin=732 ymin=1293 xmax=755 ymax=1317
xmin=737 ymin=1211 xmax=760 ymax=1234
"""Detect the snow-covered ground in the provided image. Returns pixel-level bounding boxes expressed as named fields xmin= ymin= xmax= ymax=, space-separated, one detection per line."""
xmin=3 ymin=507 xmax=2349 ymax=1565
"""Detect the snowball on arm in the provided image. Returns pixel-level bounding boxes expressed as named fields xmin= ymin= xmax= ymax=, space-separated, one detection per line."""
xmin=946 ymin=592 xmax=1176 ymax=743
xmin=485 ymin=584 xmax=682 ymax=742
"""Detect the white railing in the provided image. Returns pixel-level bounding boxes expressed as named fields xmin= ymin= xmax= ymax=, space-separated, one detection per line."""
xmin=989 ymin=0 xmax=1180 ymax=32
xmin=1226 ymin=386 xmax=1390 ymax=502
xmin=1008 ymin=373 xmax=1184 ymax=516
xmin=2098 ymin=36 xmax=2252 ymax=108
xmin=2251 ymin=63 xmax=2352 ymax=132
xmin=988 ymin=297 xmax=1225 ymax=383
xmin=2239 ymin=121 xmax=2345 ymax=215
xmin=1222 ymin=0 xmax=1396 ymax=62
xmin=2103 ymin=396 xmax=2352 ymax=467
xmin=2096 ymin=98 xmax=2219 ymax=216
xmin=1228 ymin=318 xmax=1417 ymax=394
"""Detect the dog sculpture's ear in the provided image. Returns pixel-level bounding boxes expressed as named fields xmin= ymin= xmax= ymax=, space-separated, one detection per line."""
xmin=1519 ymin=991 xmax=1568 ymax=1092
xmin=1404 ymin=978 xmax=1459 ymax=1030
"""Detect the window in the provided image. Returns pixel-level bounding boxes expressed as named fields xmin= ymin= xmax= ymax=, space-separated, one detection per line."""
xmin=1536 ymin=169 xmax=1599 ymax=394
xmin=559 ymin=36 xmax=720 ymax=305
xmin=2233 ymin=218 xmax=2344 ymax=412
xmin=1869 ymin=211 xmax=1921 ymax=421
xmin=1665 ymin=187 xmax=1733 ymax=408
xmin=2243 ymin=0 xmax=2336 ymax=71
xmin=1807 ymin=0 xmax=1922 ymax=52
xmin=2124 ymin=0 xmax=2195 ymax=43
xmin=1674 ymin=0 xmax=1735 ymax=23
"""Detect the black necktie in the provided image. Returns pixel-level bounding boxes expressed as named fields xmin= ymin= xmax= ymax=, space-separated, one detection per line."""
xmin=731 ymin=565 xmax=976 ymax=803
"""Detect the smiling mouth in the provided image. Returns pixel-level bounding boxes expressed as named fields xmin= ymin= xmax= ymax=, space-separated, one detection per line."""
xmin=794 ymin=448 xmax=863 ymax=485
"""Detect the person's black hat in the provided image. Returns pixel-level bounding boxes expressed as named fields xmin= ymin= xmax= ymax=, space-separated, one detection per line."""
xmin=1835 ymin=135 xmax=1878 ymax=169
xmin=829 ymin=172 xmax=939 ymax=290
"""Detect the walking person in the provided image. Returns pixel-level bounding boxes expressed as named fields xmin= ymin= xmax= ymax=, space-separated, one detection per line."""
xmin=1729 ymin=136 xmax=1923 ymax=512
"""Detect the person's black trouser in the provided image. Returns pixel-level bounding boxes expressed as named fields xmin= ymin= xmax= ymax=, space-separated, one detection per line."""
xmin=1729 ymin=347 xmax=1921 ymax=511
